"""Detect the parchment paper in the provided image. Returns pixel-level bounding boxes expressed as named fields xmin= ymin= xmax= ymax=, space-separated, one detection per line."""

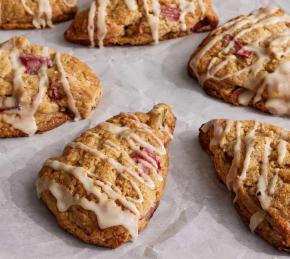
xmin=0 ymin=0 xmax=289 ymax=258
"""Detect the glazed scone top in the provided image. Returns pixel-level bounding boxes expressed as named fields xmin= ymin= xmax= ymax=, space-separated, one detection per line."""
xmin=1 ymin=0 xmax=78 ymax=29
xmin=86 ymin=0 xmax=216 ymax=47
xmin=189 ymin=7 xmax=290 ymax=116
xmin=37 ymin=104 xmax=176 ymax=241
xmin=0 ymin=36 xmax=101 ymax=136
xmin=201 ymin=120 xmax=290 ymax=235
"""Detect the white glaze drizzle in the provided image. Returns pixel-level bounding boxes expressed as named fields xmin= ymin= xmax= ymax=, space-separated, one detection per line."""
xmin=44 ymin=159 xmax=139 ymax=216
xmin=68 ymin=141 xmax=154 ymax=194
xmin=150 ymin=110 xmax=173 ymax=139
xmin=63 ymin=0 xmax=78 ymax=8
xmin=190 ymin=7 xmax=279 ymax=75
xmin=88 ymin=1 xmax=97 ymax=48
xmin=257 ymin=137 xmax=272 ymax=210
xmin=263 ymin=61 xmax=290 ymax=115
xmin=87 ymin=0 xmax=138 ymax=47
xmin=38 ymin=113 xmax=168 ymax=239
xmin=249 ymin=210 xmax=266 ymax=232
xmin=143 ymin=0 xmax=160 ymax=44
xmin=2 ymin=44 xmax=82 ymax=134
xmin=96 ymin=0 xmax=109 ymax=48
xmin=238 ymin=90 xmax=255 ymax=106
xmin=209 ymin=119 xmax=289 ymax=233
xmin=124 ymin=0 xmax=138 ymax=11
xmin=37 ymin=179 xmax=138 ymax=239
xmin=201 ymin=15 xmax=290 ymax=85
xmin=200 ymin=120 xmax=214 ymax=133
xmin=100 ymin=122 xmax=166 ymax=156
xmin=220 ymin=120 xmax=233 ymax=146
xmin=277 ymin=140 xmax=288 ymax=166
xmin=178 ymin=0 xmax=206 ymax=31
xmin=21 ymin=0 xmax=54 ymax=28
xmin=239 ymin=122 xmax=259 ymax=181
xmin=190 ymin=7 xmax=290 ymax=115
xmin=268 ymin=170 xmax=279 ymax=195
xmin=21 ymin=0 xmax=34 ymax=16
xmin=179 ymin=0 xmax=196 ymax=31
xmin=55 ymin=52 xmax=81 ymax=121
xmin=226 ymin=121 xmax=241 ymax=193
xmin=196 ymin=0 xmax=205 ymax=18
xmin=3 ymin=48 xmax=49 ymax=135
xmin=209 ymin=120 xmax=224 ymax=149
xmin=100 ymin=121 xmax=165 ymax=182
xmin=86 ymin=0 xmax=208 ymax=47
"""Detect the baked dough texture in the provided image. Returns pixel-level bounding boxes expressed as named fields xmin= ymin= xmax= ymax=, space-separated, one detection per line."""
xmin=188 ymin=7 xmax=290 ymax=117
xmin=0 ymin=36 xmax=102 ymax=137
xmin=64 ymin=0 xmax=219 ymax=47
xmin=37 ymin=103 xmax=176 ymax=248
xmin=199 ymin=119 xmax=290 ymax=252
xmin=0 ymin=0 xmax=78 ymax=29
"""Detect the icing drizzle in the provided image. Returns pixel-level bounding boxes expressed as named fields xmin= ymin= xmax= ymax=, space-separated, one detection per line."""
xmin=37 ymin=113 xmax=169 ymax=239
xmin=190 ymin=7 xmax=290 ymax=116
xmin=249 ymin=210 xmax=266 ymax=232
xmin=55 ymin=52 xmax=81 ymax=121
xmin=63 ymin=0 xmax=78 ymax=7
xmin=87 ymin=0 xmax=207 ymax=46
xmin=143 ymin=0 xmax=161 ymax=44
xmin=21 ymin=0 xmax=53 ymax=28
xmin=3 ymin=47 xmax=50 ymax=135
xmin=21 ymin=0 xmax=77 ymax=28
xmin=257 ymin=137 xmax=272 ymax=210
xmin=0 ymin=39 xmax=81 ymax=135
xmin=204 ymin=119 xmax=289 ymax=232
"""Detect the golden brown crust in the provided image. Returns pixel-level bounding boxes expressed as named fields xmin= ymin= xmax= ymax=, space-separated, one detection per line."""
xmin=234 ymin=196 xmax=290 ymax=252
xmin=188 ymin=7 xmax=290 ymax=116
xmin=37 ymin=104 xmax=176 ymax=248
xmin=64 ymin=0 xmax=219 ymax=47
xmin=0 ymin=36 xmax=102 ymax=138
xmin=0 ymin=112 xmax=69 ymax=137
xmin=0 ymin=0 xmax=77 ymax=29
xmin=41 ymin=190 xmax=132 ymax=248
xmin=199 ymin=119 xmax=290 ymax=252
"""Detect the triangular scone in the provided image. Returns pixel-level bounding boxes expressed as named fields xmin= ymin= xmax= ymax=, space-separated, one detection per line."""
xmin=37 ymin=104 xmax=176 ymax=248
xmin=188 ymin=7 xmax=290 ymax=117
xmin=0 ymin=0 xmax=78 ymax=29
xmin=199 ymin=119 xmax=290 ymax=252
xmin=64 ymin=0 xmax=218 ymax=47
xmin=0 ymin=36 xmax=102 ymax=137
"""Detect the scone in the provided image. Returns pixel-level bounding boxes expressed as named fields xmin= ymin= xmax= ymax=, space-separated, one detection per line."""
xmin=199 ymin=119 xmax=290 ymax=252
xmin=0 ymin=0 xmax=78 ymax=29
xmin=0 ymin=36 xmax=102 ymax=137
xmin=64 ymin=0 xmax=219 ymax=47
xmin=188 ymin=7 xmax=290 ymax=116
xmin=36 ymin=103 xmax=176 ymax=248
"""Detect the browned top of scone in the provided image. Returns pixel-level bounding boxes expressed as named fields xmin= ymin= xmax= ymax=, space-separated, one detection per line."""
xmin=0 ymin=0 xmax=78 ymax=29
xmin=0 ymin=36 xmax=102 ymax=137
xmin=188 ymin=7 xmax=290 ymax=116
xmin=64 ymin=0 xmax=218 ymax=47
xmin=37 ymin=103 xmax=176 ymax=248
xmin=199 ymin=119 xmax=290 ymax=250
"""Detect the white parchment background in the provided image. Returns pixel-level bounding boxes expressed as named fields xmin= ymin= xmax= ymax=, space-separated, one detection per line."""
xmin=0 ymin=0 xmax=289 ymax=258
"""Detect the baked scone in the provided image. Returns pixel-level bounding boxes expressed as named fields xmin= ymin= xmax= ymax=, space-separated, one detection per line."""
xmin=199 ymin=119 xmax=290 ymax=252
xmin=0 ymin=0 xmax=78 ymax=29
xmin=64 ymin=0 xmax=219 ymax=47
xmin=36 ymin=103 xmax=176 ymax=248
xmin=0 ymin=36 xmax=102 ymax=137
xmin=188 ymin=7 xmax=290 ymax=116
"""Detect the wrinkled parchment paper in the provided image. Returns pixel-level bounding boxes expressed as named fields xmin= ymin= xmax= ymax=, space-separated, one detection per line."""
xmin=0 ymin=0 xmax=290 ymax=258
